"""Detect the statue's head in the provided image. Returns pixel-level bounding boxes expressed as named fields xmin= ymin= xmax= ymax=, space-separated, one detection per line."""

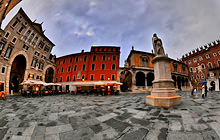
xmin=153 ymin=33 xmax=157 ymax=37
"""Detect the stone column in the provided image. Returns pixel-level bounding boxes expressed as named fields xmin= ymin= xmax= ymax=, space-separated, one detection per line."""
xmin=146 ymin=55 xmax=181 ymax=107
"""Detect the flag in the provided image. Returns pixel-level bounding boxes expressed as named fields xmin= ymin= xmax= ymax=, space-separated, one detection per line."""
xmin=4 ymin=0 xmax=22 ymax=18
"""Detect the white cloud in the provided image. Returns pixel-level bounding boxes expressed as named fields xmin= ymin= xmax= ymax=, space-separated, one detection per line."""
xmin=2 ymin=0 xmax=220 ymax=66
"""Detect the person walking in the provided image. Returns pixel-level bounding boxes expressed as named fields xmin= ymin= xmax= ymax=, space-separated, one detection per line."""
xmin=191 ymin=87 xmax=197 ymax=97
xmin=205 ymin=83 xmax=208 ymax=97
xmin=202 ymin=83 xmax=207 ymax=98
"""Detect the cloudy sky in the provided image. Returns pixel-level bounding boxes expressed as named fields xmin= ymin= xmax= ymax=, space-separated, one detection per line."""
xmin=2 ymin=0 xmax=220 ymax=66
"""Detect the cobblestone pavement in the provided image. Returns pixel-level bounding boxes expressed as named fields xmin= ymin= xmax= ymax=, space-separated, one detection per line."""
xmin=1 ymin=91 xmax=220 ymax=140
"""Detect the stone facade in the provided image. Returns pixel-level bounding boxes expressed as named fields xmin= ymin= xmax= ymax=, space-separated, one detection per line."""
xmin=0 ymin=8 xmax=56 ymax=93
xmin=118 ymin=48 xmax=190 ymax=92
xmin=181 ymin=39 xmax=220 ymax=90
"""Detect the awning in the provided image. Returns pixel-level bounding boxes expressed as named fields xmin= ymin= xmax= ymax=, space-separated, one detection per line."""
xmin=72 ymin=81 xmax=122 ymax=86
xmin=20 ymin=80 xmax=61 ymax=86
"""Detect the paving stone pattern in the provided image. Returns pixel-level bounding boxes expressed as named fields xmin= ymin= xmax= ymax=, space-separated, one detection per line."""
xmin=1 ymin=91 xmax=220 ymax=140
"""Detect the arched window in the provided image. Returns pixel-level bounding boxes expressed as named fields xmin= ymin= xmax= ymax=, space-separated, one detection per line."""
xmin=112 ymin=64 xmax=116 ymax=70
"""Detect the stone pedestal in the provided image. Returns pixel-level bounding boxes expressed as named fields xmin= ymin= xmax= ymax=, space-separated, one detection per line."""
xmin=146 ymin=55 xmax=181 ymax=107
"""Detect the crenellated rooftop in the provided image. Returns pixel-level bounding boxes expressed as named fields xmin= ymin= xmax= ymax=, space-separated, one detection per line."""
xmin=181 ymin=39 xmax=220 ymax=60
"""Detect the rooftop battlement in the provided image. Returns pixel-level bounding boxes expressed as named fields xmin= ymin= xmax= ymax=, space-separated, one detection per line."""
xmin=181 ymin=39 xmax=220 ymax=60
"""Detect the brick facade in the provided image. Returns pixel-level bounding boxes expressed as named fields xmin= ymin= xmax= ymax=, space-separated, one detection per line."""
xmin=181 ymin=40 xmax=220 ymax=89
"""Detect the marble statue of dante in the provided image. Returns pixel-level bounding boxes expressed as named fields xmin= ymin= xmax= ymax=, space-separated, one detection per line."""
xmin=152 ymin=33 xmax=165 ymax=56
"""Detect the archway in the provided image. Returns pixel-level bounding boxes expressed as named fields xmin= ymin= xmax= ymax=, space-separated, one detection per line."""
xmin=172 ymin=75 xmax=176 ymax=87
xmin=177 ymin=76 xmax=181 ymax=90
xmin=147 ymin=73 xmax=154 ymax=86
xmin=120 ymin=70 xmax=132 ymax=91
xmin=45 ymin=67 xmax=54 ymax=83
xmin=10 ymin=55 xmax=26 ymax=93
xmin=181 ymin=77 xmax=185 ymax=87
xmin=210 ymin=81 xmax=215 ymax=91
xmin=185 ymin=78 xmax=188 ymax=87
xmin=136 ymin=72 xmax=145 ymax=86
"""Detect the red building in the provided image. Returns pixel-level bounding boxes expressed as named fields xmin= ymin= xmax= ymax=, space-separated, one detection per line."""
xmin=55 ymin=46 xmax=120 ymax=91
xmin=180 ymin=40 xmax=220 ymax=90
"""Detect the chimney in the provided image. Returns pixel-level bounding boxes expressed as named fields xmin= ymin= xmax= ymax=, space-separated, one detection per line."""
xmin=81 ymin=50 xmax=84 ymax=53
xmin=132 ymin=46 xmax=134 ymax=50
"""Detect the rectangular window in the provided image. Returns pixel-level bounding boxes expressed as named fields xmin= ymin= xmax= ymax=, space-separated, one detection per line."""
xmin=73 ymin=75 xmax=76 ymax=81
xmin=101 ymin=74 xmax=104 ymax=80
xmin=1 ymin=66 xmax=6 ymax=74
xmin=101 ymin=64 xmax=105 ymax=70
xmin=82 ymin=64 xmax=86 ymax=71
xmin=63 ymin=59 xmax=66 ymax=64
xmin=31 ymin=59 xmax=38 ymax=67
xmin=74 ymin=65 xmax=77 ymax=71
xmin=113 ymin=55 xmax=116 ymax=61
xmin=12 ymin=20 xmax=18 ymax=27
xmin=75 ymin=57 xmax=78 ymax=62
xmin=61 ymin=67 xmax=64 ymax=73
xmin=4 ymin=47 xmax=13 ymax=58
xmin=18 ymin=26 xmax=24 ymax=33
xmin=38 ymin=41 xmax=44 ymax=49
xmin=112 ymin=75 xmax=115 ymax=80
xmin=84 ymin=56 xmax=87 ymax=62
xmin=12 ymin=37 xmax=17 ymax=44
xmin=34 ymin=51 xmax=40 ymax=56
xmin=4 ymin=32 xmax=10 ymax=38
xmin=0 ymin=82 xmax=4 ymax=91
xmin=0 ymin=42 xmax=5 ymax=54
xmin=38 ymin=62 xmax=44 ymax=70
xmin=92 ymin=64 xmax=95 ymax=70
xmin=112 ymin=64 xmax=116 ymax=70
xmin=41 ymin=55 xmax=46 ymax=59
xmin=44 ymin=45 xmax=50 ymax=52
xmin=93 ymin=55 xmax=96 ymax=61
xmin=23 ymin=44 xmax=29 ymax=51
xmin=90 ymin=75 xmax=94 ymax=80
xmin=68 ymin=66 xmax=71 ymax=72
xmin=82 ymin=75 xmax=85 ymax=80
xmin=67 ymin=76 xmax=70 ymax=82
xmin=102 ymin=55 xmax=106 ymax=61
xmin=60 ymin=77 xmax=62 ymax=82
xmin=57 ymin=68 xmax=59 ymax=74
xmin=70 ymin=58 xmax=72 ymax=63
xmin=55 ymin=78 xmax=58 ymax=83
